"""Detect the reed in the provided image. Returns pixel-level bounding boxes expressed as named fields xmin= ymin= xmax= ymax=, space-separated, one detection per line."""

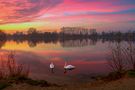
xmin=0 ymin=51 xmax=29 ymax=80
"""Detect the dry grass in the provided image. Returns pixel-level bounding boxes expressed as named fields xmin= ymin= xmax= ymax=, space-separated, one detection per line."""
xmin=107 ymin=43 xmax=126 ymax=73
xmin=0 ymin=51 xmax=55 ymax=90
xmin=0 ymin=51 xmax=29 ymax=80
xmin=3 ymin=78 xmax=135 ymax=90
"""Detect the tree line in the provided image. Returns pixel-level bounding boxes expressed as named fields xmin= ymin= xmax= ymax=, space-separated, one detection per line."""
xmin=0 ymin=28 xmax=135 ymax=46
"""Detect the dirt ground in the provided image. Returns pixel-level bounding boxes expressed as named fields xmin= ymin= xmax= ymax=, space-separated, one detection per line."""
xmin=3 ymin=78 xmax=135 ymax=90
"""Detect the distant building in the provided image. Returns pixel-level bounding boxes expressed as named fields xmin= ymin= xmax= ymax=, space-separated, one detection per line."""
xmin=61 ymin=27 xmax=96 ymax=35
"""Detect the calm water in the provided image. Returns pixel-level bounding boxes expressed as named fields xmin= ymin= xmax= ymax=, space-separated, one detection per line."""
xmin=0 ymin=39 xmax=111 ymax=84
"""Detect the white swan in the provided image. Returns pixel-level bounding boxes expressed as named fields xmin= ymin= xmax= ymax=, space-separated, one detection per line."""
xmin=50 ymin=62 xmax=54 ymax=69
xmin=50 ymin=62 xmax=54 ymax=73
xmin=64 ymin=62 xmax=75 ymax=70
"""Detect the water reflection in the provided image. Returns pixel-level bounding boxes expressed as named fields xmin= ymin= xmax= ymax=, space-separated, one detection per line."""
xmin=0 ymin=48 xmax=108 ymax=84
xmin=0 ymin=39 xmax=98 ymax=48
xmin=1 ymin=36 xmax=135 ymax=49
xmin=61 ymin=39 xmax=97 ymax=47
xmin=0 ymin=39 xmax=124 ymax=84
xmin=0 ymin=40 xmax=6 ymax=48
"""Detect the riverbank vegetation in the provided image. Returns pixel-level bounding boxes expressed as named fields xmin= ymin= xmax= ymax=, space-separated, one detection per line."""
xmin=0 ymin=51 xmax=59 ymax=90
xmin=103 ymin=40 xmax=135 ymax=81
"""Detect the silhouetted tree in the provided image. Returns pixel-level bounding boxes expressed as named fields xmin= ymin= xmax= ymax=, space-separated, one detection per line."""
xmin=107 ymin=43 xmax=126 ymax=74
xmin=0 ymin=30 xmax=6 ymax=40
xmin=0 ymin=30 xmax=6 ymax=48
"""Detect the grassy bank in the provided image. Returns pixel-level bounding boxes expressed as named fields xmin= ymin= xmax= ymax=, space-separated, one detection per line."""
xmin=0 ymin=76 xmax=59 ymax=90
xmin=0 ymin=70 xmax=135 ymax=90
xmin=2 ymin=76 xmax=135 ymax=90
xmin=0 ymin=51 xmax=60 ymax=90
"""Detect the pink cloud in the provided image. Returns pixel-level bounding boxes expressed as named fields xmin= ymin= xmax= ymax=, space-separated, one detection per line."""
xmin=0 ymin=0 xmax=62 ymax=24
xmin=0 ymin=0 xmax=135 ymax=30
xmin=35 ymin=0 xmax=135 ymax=28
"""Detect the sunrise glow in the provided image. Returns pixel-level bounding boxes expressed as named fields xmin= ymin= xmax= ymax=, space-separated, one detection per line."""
xmin=0 ymin=0 xmax=135 ymax=32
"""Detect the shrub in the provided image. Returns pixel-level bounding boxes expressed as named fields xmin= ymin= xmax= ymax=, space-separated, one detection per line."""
xmin=126 ymin=70 xmax=135 ymax=77
xmin=0 ymin=81 xmax=10 ymax=90
xmin=25 ymin=79 xmax=50 ymax=87
xmin=0 ymin=51 xmax=29 ymax=80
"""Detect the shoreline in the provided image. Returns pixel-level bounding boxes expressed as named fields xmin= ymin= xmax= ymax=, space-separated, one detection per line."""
xmin=2 ymin=77 xmax=135 ymax=90
xmin=1 ymin=70 xmax=135 ymax=90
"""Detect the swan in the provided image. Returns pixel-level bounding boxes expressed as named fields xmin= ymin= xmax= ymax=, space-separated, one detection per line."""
xmin=64 ymin=62 xmax=75 ymax=70
xmin=50 ymin=62 xmax=54 ymax=73
xmin=50 ymin=62 xmax=54 ymax=69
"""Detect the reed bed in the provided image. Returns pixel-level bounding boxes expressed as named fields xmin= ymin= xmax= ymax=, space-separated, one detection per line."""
xmin=0 ymin=51 xmax=29 ymax=80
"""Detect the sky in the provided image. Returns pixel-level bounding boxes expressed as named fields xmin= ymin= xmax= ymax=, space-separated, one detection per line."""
xmin=0 ymin=0 xmax=135 ymax=33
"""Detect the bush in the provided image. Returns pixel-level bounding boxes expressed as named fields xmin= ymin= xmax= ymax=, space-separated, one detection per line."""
xmin=0 ymin=81 xmax=10 ymax=90
xmin=103 ymin=71 xmax=126 ymax=81
xmin=0 ymin=51 xmax=29 ymax=80
xmin=25 ymin=79 xmax=50 ymax=87
xmin=127 ymin=70 xmax=135 ymax=77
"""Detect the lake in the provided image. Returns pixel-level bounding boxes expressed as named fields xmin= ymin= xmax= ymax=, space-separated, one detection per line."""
xmin=0 ymin=39 xmax=115 ymax=84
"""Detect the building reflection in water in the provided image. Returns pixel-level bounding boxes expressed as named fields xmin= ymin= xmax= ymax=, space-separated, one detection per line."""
xmin=61 ymin=39 xmax=97 ymax=47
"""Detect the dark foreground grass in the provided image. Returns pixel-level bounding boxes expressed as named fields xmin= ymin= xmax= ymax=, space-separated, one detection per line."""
xmin=91 ymin=70 xmax=135 ymax=82
xmin=126 ymin=70 xmax=135 ymax=77
xmin=1 ymin=70 xmax=135 ymax=90
xmin=0 ymin=76 xmax=59 ymax=90
xmin=8 ymin=76 xmax=51 ymax=87
xmin=0 ymin=82 xmax=10 ymax=90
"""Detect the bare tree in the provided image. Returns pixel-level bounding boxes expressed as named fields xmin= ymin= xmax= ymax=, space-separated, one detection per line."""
xmin=0 ymin=51 xmax=30 ymax=79
xmin=107 ymin=43 xmax=126 ymax=74
xmin=124 ymin=41 xmax=135 ymax=70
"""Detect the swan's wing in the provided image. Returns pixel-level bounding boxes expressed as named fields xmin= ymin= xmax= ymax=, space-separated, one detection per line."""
xmin=65 ymin=65 xmax=75 ymax=69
